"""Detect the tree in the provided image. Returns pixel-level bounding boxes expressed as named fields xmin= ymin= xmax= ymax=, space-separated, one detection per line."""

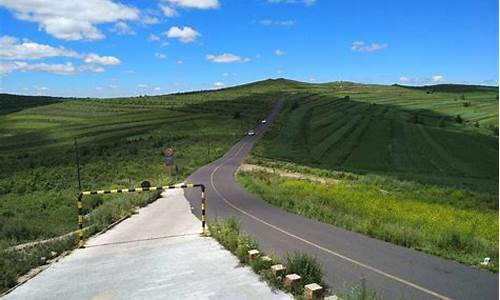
xmin=455 ymin=114 xmax=463 ymax=124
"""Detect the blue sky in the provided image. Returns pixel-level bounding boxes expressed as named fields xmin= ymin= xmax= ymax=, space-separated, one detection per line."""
xmin=0 ymin=0 xmax=498 ymax=97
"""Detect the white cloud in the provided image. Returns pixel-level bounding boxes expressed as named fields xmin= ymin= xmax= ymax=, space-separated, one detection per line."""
xmin=213 ymin=81 xmax=224 ymax=88
xmin=137 ymin=83 xmax=148 ymax=88
xmin=432 ymin=75 xmax=446 ymax=82
xmin=160 ymin=5 xmax=178 ymax=17
xmin=222 ymin=72 xmax=229 ymax=77
xmin=166 ymin=0 xmax=219 ymax=9
xmin=84 ymin=53 xmax=121 ymax=65
xmin=351 ymin=41 xmax=388 ymax=52
xmin=155 ymin=52 xmax=167 ymax=59
xmin=110 ymin=21 xmax=135 ymax=35
xmin=206 ymin=53 xmax=249 ymax=63
xmin=0 ymin=61 xmax=76 ymax=75
xmin=0 ymin=0 xmax=139 ymax=40
xmin=0 ymin=36 xmax=79 ymax=59
xmin=148 ymin=34 xmax=161 ymax=42
xmin=165 ymin=26 xmax=200 ymax=43
xmin=79 ymin=64 xmax=105 ymax=73
xmin=398 ymin=75 xmax=447 ymax=85
xmin=399 ymin=76 xmax=411 ymax=83
xmin=176 ymin=60 xmax=183 ymax=64
xmin=260 ymin=19 xmax=294 ymax=27
xmin=0 ymin=36 xmax=121 ymax=75
xmin=275 ymin=49 xmax=286 ymax=56
xmin=154 ymin=87 xmax=161 ymax=91
xmin=142 ymin=15 xmax=160 ymax=24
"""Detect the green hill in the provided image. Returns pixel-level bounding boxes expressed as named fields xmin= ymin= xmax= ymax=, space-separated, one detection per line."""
xmin=252 ymin=82 xmax=499 ymax=191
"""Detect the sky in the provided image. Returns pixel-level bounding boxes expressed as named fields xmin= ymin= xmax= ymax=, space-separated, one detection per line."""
xmin=0 ymin=0 xmax=498 ymax=97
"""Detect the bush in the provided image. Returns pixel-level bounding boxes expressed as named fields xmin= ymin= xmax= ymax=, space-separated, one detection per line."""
xmin=455 ymin=114 xmax=463 ymax=124
xmin=285 ymin=253 xmax=324 ymax=286
xmin=235 ymin=234 xmax=258 ymax=263
xmin=209 ymin=218 xmax=240 ymax=252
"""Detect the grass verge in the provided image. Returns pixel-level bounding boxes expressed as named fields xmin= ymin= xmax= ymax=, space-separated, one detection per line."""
xmin=236 ymin=170 xmax=498 ymax=272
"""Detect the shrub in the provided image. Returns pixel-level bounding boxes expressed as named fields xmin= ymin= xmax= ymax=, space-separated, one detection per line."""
xmin=235 ymin=234 xmax=258 ymax=263
xmin=285 ymin=253 xmax=324 ymax=286
xmin=455 ymin=114 xmax=463 ymax=124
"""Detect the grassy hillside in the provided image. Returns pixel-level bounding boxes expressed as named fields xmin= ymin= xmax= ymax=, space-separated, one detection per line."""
xmin=0 ymin=84 xmax=283 ymax=291
xmin=252 ymin=83 xmax=499 ymax=191
xmin=0 ymin=93 xmax=64 ymax=115
xmin=0 ymin=79 xmax=498 ymax=290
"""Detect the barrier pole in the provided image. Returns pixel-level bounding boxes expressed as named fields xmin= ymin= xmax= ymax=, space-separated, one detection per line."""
xmin=77 ymin=193 xmax=85 ymax=248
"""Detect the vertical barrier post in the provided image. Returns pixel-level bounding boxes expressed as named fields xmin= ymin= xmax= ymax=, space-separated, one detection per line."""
xmin=200 ymin=184 xmax=207 ymax=235
xmin=77 ymin=192 xmax=85 ymax=248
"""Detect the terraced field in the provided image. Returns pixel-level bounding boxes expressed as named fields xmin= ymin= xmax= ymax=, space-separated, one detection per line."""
xmin=253 ymin=83 xmax=499 ymax=191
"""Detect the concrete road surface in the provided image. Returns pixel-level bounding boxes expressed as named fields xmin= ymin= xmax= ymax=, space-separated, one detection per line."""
xmin=184 ymin=99 xmax=499 ymax=300
xmin=3 ymin=189 xmax=292 ymax=300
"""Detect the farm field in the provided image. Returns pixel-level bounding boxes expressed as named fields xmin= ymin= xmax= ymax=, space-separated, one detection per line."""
xmin=0 ymin=82 xmax=283 ymax=292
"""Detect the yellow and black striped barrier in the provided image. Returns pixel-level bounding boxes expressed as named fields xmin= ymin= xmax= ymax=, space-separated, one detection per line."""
xmin=76 ymin=182 xmax=206 ymax=248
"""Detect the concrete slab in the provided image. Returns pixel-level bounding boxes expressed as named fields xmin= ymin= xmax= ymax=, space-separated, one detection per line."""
xmin=4 ymin=189 xmax=291 ymax=300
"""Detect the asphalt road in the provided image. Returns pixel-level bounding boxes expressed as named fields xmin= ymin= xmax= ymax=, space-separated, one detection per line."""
xmin=184 ymin=99 xmax=499 ymax=300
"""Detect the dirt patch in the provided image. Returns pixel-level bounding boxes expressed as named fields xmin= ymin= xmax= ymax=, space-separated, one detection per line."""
xmin=238 ymin=164 xmax=339 ymax=184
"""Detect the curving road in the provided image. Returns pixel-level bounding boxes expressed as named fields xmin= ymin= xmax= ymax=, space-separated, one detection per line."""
xmin=184 ymin=99 xmax=498 ymax=300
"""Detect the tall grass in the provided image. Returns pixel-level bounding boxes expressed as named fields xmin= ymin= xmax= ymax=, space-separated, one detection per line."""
xmin=237 ymin=170 xmax=498 ymax=271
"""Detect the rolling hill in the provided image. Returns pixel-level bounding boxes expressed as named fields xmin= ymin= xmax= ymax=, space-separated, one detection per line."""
xmin=0 ymin=79 xmax=498 ymax=291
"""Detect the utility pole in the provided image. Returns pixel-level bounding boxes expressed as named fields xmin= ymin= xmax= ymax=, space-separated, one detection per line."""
xmin=74 ymin=138 xmax=82 ymax=191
